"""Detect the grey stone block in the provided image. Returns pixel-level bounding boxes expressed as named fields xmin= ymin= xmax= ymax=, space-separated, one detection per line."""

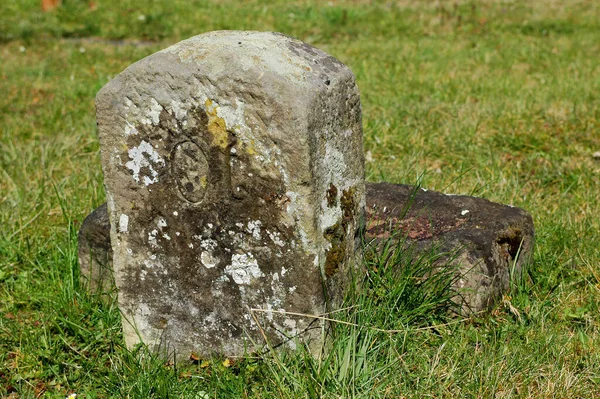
xmin=95 ymin=31 xmax=364 ymax=359
xmin=365 ymin=182 xmax=535 ymax=314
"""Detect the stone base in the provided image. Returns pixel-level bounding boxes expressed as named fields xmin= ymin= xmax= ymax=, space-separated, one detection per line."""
xmin=365 ymin=182 xmax=534 ymax=314
xmin=79 ymin=182 xmax=534 ymax=315
xmin=78 ymin=203 xmax=115 ymax=295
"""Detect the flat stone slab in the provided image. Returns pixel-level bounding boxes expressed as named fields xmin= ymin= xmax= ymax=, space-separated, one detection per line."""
xmin=80 ymin=182 xmax=534 ymax=320
xmin=365 ymin=182 xmax=534 ymax=313
xmin=95 ymin=31 xmax=364 ymax=359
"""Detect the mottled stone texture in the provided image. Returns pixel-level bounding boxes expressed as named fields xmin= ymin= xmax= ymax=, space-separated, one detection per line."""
xmin=365 ymin=183 xmax=534 ymax=313
xmin=80 ymin=182 xmax=534 ymax=316
xmin=95 ymin=31 xmax=364 ymax=359
xmin=78 ymin=203 xmax=114 ymax=294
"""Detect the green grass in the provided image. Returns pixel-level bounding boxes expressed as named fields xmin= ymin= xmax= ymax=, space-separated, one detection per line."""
xmin=1 ymin=0 xmax=600 ymax=397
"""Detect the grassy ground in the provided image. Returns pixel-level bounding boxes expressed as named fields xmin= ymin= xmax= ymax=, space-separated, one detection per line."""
xmin=1 ymin=0 xmax=599 ymax=397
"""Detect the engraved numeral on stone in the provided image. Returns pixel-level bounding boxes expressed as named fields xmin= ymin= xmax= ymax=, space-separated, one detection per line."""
xmin=172 ymin=141 xmax=209 ymax=203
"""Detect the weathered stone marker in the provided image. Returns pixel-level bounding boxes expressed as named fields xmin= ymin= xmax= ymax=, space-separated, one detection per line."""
xmin=95 ymin=31 xmax=364 ymax=359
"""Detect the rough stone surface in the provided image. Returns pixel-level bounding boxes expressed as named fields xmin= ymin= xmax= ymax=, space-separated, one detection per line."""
xmin=78 ymin=203 xmax=115 ymax=294
xmin=80 ymin=182 xmax=534 ymax=317
xmin=95 ymin=31 xmax=365 ymax=359
xmin=365 ymin=182 xmax=535 ymax=313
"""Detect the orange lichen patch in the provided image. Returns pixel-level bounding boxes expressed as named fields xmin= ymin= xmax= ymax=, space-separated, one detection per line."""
xmin=204 ymin=99 xmax=229 ymax=149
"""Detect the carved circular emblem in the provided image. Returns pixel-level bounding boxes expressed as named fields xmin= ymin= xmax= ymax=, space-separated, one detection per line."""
xmin=172 ymin=141 xmax=209 ymax=203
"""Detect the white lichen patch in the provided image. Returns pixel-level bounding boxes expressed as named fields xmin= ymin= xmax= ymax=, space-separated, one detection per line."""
xmin=461 ymin=210 xmax=470 ymax=216
xmin=125 ymin=140 xmax=165 ymax=186
xmin=148 ymin=229 xmax=159 ymax=248
xmin=268 ymin=230 xmax=286 ymax=247
xmin=271 ymin=298 xmax=282 ymax=308
xmin=273 ymin=316 xmax=299 ymax=350
xmin=285 ymin=339 xmax=297 ymax=350
xmin=157 ymin=218 xmax=167 ymax=228
xmin=324 ymin=142 xmax=347 ymax=180
xmin=224 ymin=253 xmax=264 ymax=285
xmin=283 ymin=318 xmax=297 ymax=330
xmin=147 ymin=98 xmax=163 ymax=125
xmin=247 ymin=220 xmax=262 ymax=240
xmin=125 ymin=121 xmax=138 ymax=136
xmin=319 ymin=198 xmax=342 ymax=232
xmin=169 ymin=99 xmax=188 ymax=121
xmin=265 ymin=303 xmax=274 ymax=322
xmin=297 ymin=229 xmax=311 ymax=252
xmin=139 ymin=268 xmax=147 ymax=281
xmin=282 ymin=190 xmax=307 ymax=237
xmin=199 ymin=238 xmax=217 ymax=251
xmin=200 ymin=251 xmax=218 ymax=268
xmin=142 ymin=259 xmax=156 ymax=270
xmin=281 ymin=318 xmax=300 ymax=350
xmin=285 ymin=190 xmax=298 ymax=204
xmin=119 ymin=214 xmax=129 ymax=233
xmin=215 ymin=98 xmax=246 ymax=133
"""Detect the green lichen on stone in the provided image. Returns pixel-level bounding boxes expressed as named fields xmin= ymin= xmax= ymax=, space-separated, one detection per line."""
xmin=323 ymin=186 xmax=357 ymax=277
xmin=326 ymin=183 xmax=338 ymax=208
xmin=340 ymin=186 xmax=356 ymax=223
xmin=323 ymin=222 xmax=346 ymax=277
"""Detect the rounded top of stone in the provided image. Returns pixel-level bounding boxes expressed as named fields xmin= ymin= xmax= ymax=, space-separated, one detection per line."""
xmin=157 ymin=30 xmax=350 ymax=83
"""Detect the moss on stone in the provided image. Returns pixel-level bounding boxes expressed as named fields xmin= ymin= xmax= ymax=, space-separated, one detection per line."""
xmin=326 ymin=183 xmax=338 ymax=208
xmin=323 ymin=186 xmax=357 ymax=277
xmin=340 ymin=186 xmax=356 ymax=224
xmin=323 ymin=222 xmax=346 ymax=277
